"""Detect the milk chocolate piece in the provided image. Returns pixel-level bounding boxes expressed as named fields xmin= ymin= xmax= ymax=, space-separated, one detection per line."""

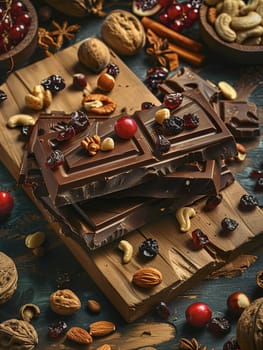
xmin=219 ymin=100 xmax=260 ymax=139
xmin=25 ymin=89 xmax=236 ymax=207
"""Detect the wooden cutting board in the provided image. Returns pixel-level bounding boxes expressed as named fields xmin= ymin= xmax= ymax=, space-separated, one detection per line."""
xmin=1 ymin=42 xmax=263 ymax=322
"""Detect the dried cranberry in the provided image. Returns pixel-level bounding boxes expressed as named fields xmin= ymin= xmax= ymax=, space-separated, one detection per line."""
xmin=208 ymin=316 xmax=231 ymax=336
xmin=162 ymin=116 xmax=184 ymax=135
xmin=106 ymin=63 xmax=120 ymax=78
xmin=46 ymin=149 xmax=64 ymax=170
xmin=239 ymin=194 xmax=259 ymax=211
xmin=141 ymin=101 xmax=155 ymax=110
xmin=155 ymin=134 xmax=171 ymax=155
xmin=221 ymin=217 xmax=238 ymax=233
xmin=41 ymin=74 xmax=66 ymax=93
xmin=0 ymin=90 xmax=7 ymax=103
xmin=192 ymin=229 xmax=209 ymax=249
xmin=163 ymin=92 xmax=183 ymax=110
xmin=183 ymin=113 xmax=199 ymax=129
xmin=223 ymin=338 xmax=241 ymax=350
xmin=204 ymin=194 xmax=223 ymax=211
xmin=69 ymin=110 xmax=89 ymax=133
xmin=255 ymin=178 xmax=263 ymax=192
xmin=156 ymin=301 xmax=170 ymax=319
xmin=145 ymin=66 xmax=169 ymax=93
xmin=48 ymin=320 xmax=67 ymax=338
xmin=249 ymin=169 xmax=263 ymax=178
xmin=56 ymin=124 xmax=75 ymax=141
xmin=139 ymin=238 xmax=159 ymax=259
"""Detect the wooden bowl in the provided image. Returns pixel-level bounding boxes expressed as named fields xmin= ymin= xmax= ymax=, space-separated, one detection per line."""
xmin=0 ymin=0 xmax=38 ymax=70
xmin=199 ymin=4 xmax=263 ymax=65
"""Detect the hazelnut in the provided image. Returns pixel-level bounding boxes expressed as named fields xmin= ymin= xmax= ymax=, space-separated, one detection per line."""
xmin=97 ymin=73 xmax=115 ymax=92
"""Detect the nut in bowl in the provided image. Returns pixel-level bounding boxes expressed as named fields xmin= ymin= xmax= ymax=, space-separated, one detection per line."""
xmin=199 ymin=3 xmax=263 ymax=65
xmin=0 ymin=0 xmax=38 ymax=71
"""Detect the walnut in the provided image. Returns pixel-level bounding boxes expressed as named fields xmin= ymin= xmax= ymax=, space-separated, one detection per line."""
xmin=0 ymin=252 xmax=18 ymax=304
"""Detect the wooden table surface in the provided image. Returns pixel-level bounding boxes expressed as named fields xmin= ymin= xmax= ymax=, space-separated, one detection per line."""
xmin=0 ymin=1 xmax=263 ymax=349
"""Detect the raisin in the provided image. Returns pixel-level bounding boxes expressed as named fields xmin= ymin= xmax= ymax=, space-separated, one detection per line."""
xmin=255 ymin=178 xmax=263 ymax=192
xmin=0 ymin=90 xmax=7 ymax=103
xmin=156 ymin=301 xmax=170 ymax=319
xmin=162 ymin=116 xmax=184 ymax=135
xmin=139 ymin=238 xmax=159 ymax=259
xmin=41 ymin=74 xmax=66 ymax=93
xmin=155 ymin=134 xmax=171 ymax=155
xmin=46 ymin=149 xmax=64 ymax=170
xmin=223 ymin=338 xmax=241 ymax=350
xmin=163 ymin=92 xmax=183 ymax=110
xmin=208 ymin=316 xmax=231 ymax=336
xmin=192 ymin=229 xmax=209 ymax=249
xmin=69 ymin=110 xmax=89 ymax=133
xmin=239 ymin=194 xmax=259 ymax=211
xmin=221 ymin=217 xmax=238 ymax=232
xmin=48 ymin=321 xmax=67 ymax=338
xmin=141 ymin=101 xmax=155 ymax=110
xmin=183 ymin=113 xmax=199 ymax=129
xmin=106 ymin=63 xmax=120 ymax=78
xmin=204 ymin=194 xmax=223 ymax=211
xmin=145 ymin=66 xmax=169 ymax=93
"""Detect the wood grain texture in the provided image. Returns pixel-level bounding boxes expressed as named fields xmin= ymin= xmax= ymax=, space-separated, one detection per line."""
xmin=0 ymin=43 xmax=263 ymax=323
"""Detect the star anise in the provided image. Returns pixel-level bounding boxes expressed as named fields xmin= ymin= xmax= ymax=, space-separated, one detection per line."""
xmin=178 ymin=337 xmax=210 ymax=350
xmin=49 ymin=21 xmax=80 ymax=50
xmin=146 ymin=28 xmax=179 ymax=71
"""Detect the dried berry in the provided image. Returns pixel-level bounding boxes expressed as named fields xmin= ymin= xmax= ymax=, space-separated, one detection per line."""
xmin=249 ymin=170 xmax=263 ymax=178
xmin=46 ymin=149 xmax=64 ymax=170
xmin=48 ymin=320 xmax=67 ymax=338
xmin=239 ymin=194 xmax=259 ymax=211
xmin=41 ymin=74 xmax=66 ymax=93
xmin=145 ymin=66 xmax=169 ymax=93
xmin=141 ymin=101 xmax=155 ymax=110
xmin=106 ymin=63 xmax=120 ymax=78
xmin=255 ymin=178 xmax=263 ymax=192
xmin=221 ymin=217 xmax=238 ymax=232
xmin=162 ymin=116 xmax=184 ymax=135
xmin=223 ymin=338 xmax=240 ymax=350
xmin=192 ymin=229 xmax=209 ymax=249
xmin=56 ymin=124 xmax=76 ymax=141
xmin=183 ymin=113 xmax=199 ymax=129
xmin=0 ymin=90 xmax=7 ymax=103
xmin=139 ymin=238 xmax=159 ymax=259
xmin=69 ymin=110 xmax=89 ymax=133
xmin=204 ymin=194 xmax=223 ymax=211
xmin=155 ymin=134 xmax=171 ymax=155
xmin=208 ymin=316 xmax=231 ymax=336
xmin=156 ymin=301 xmax=170 ymax=319
xmin=163 ymin=92 xmax=183 ymax=110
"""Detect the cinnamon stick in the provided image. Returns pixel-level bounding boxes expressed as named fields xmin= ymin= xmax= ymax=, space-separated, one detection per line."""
xmin=141 ymin=16 xmax=202 ymax=53
xmin=169 ymin=42 xmax=205 ymax=66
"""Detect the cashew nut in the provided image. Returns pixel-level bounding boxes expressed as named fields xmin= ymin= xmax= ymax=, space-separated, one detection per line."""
xmin=19 ymin=303 xmax=40 ymax=322
xmin=215 ymin=13 xmax=237 ymax=42
xmin=256 ymin=3 xmax=263 ymax=24
xmin=7 ymin=114 xmax=36 ymax=128
xmin=231 ymin=11 xmax=262 ymax=30
xmin=222 ymin=0 xmax=240 ymax=16
xmin=240 ymin=0 xmax=259 ymax=15
xmin=175 ymin=207 xmax=196 ymax=232
xmin=118 ymin=240 xmax=133 ymax=264
xmin=236 ymin=25 xmax=263 ymax=43
xmin=25 ymin=84 xmax=52 ymax=110
xmin=243 ymin=34 xmax=262 ymax=44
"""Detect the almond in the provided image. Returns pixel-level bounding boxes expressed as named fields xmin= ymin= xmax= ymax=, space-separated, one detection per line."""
xmin=89 ymin=320 xmax=116 ymax=337
xmin=87 ymin=299 xmax=101 ymax=313
xmin=66 ymin=326 xmax=93 ymax=344
xmin=132 ymin=267 xmax=163 ymax=289
xmin=96 ymin=344 xmax=112 ymax=350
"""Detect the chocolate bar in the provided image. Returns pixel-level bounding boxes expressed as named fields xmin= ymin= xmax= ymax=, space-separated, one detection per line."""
xmin=25 ymin=88 xmax=236 ymax=207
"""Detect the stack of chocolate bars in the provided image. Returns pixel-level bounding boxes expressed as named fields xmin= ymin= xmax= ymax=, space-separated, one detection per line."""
xmin=20 ymin=67 xmax=260 ymax=250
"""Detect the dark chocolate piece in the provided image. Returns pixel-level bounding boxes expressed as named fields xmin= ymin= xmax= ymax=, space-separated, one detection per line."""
xmin=219 ymin=100 xmax=260 ymax=139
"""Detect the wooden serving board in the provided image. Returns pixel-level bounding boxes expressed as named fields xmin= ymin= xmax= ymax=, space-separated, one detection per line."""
xmin=1 ymin=42 xmax=263 ymax=322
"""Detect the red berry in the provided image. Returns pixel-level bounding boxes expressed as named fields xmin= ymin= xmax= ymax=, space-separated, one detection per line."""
xmin=227 ymin=292 xmax=250 ymax=317
xmin=0 ymin=191 xmax=14 ymax=217
xmin=73 ymin=73 xmax=87 ymax=90
xmin=11 ymin=1 xmax=25 ymax=17
xmin=114 ymin=116 xmax=138 ymax=139
xmin=185 ymin=302 xmax=212 ymax=328
xmin=167 ymin=4 xmax=182 ymax=20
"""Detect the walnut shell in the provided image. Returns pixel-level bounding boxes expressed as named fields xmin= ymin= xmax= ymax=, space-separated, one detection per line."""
xmin=237 ymin=297 xmax=263 ymax=350
xmin=45 ymin=0 xmax=105 ymax=17
xmin=50 ymin=289 xmax=81 ymax=315
xmin=0 ymin=319 xmax=38 ymax=350
xmin=0 ymin=252 xmax=18 ymax=304
xmin=78 ymin=37 xmax=111 ymax=73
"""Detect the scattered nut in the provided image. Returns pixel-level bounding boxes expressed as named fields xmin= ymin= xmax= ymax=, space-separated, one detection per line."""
xmin=66 ymin=326 xmax=93 ymax=344
xmin=256 ymin=270 xmax=263 ymax=288
xmin=81 ymin=135 xmax=101 ymax=156
xmin=89 ymin=321 xmax=116 ymax=337
xmin=218 ymin=81 xmax=237 ymax=100
xmin=49 ymin=289 xmax=81 ymax=315
xmin=207 ymin=6 xmax=218 ymax=24
xmin=235 ymin=142 xmax=246 ymax=161
xmin=7 ymin=114 xmax=36 ymax=128
xmin=25 ymin=84 xmax=52 ymax=110
xmin=101 ymin=137 xmax=115 ymax=151
xmin=175 ymin=206 xmax=196 ymax=232
xmin=132 ymin=267 xmax=163 ymax=289
xmin=25 ymin=231 xmax=46 ymax=249
xmin=19 ymin=304 xmax=40 ymax=322
xmin=87 ymin=299 xmax=101 ymax=313
xmin=96 ymin=345 xmax=112 ymax=350
xmin=118 ymin=240 xmax=133 ymax=264
xmin=155 ymin=108 xmax=170 ymax=125
xmin=97 ymin=73 xmax=115 ymax=91
xmin=82 ymin=93 xmax=116 ymax=116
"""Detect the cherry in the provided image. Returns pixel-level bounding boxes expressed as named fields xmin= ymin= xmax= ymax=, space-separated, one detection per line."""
xmin=114 ymin=116 xmax=138 ymax=139
xmin=9 ymin=24 xmax=25 ymax=42
xmin=0 ymin=191 xmax=14 ymax=217
xmin=158 ymin=0 xmax=173 ymax=6
xmin=73 ymin=73 xmax=87 ymax=90
xmin=185 ymin=302 xmax=212 ymax=328
xmin=167 ymin=4 xmax=182 ymax=20
xmin=15 ymin=13 xmax=31 ymax=26
xmin=11 ymin=1 xmax=25 ymax=17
